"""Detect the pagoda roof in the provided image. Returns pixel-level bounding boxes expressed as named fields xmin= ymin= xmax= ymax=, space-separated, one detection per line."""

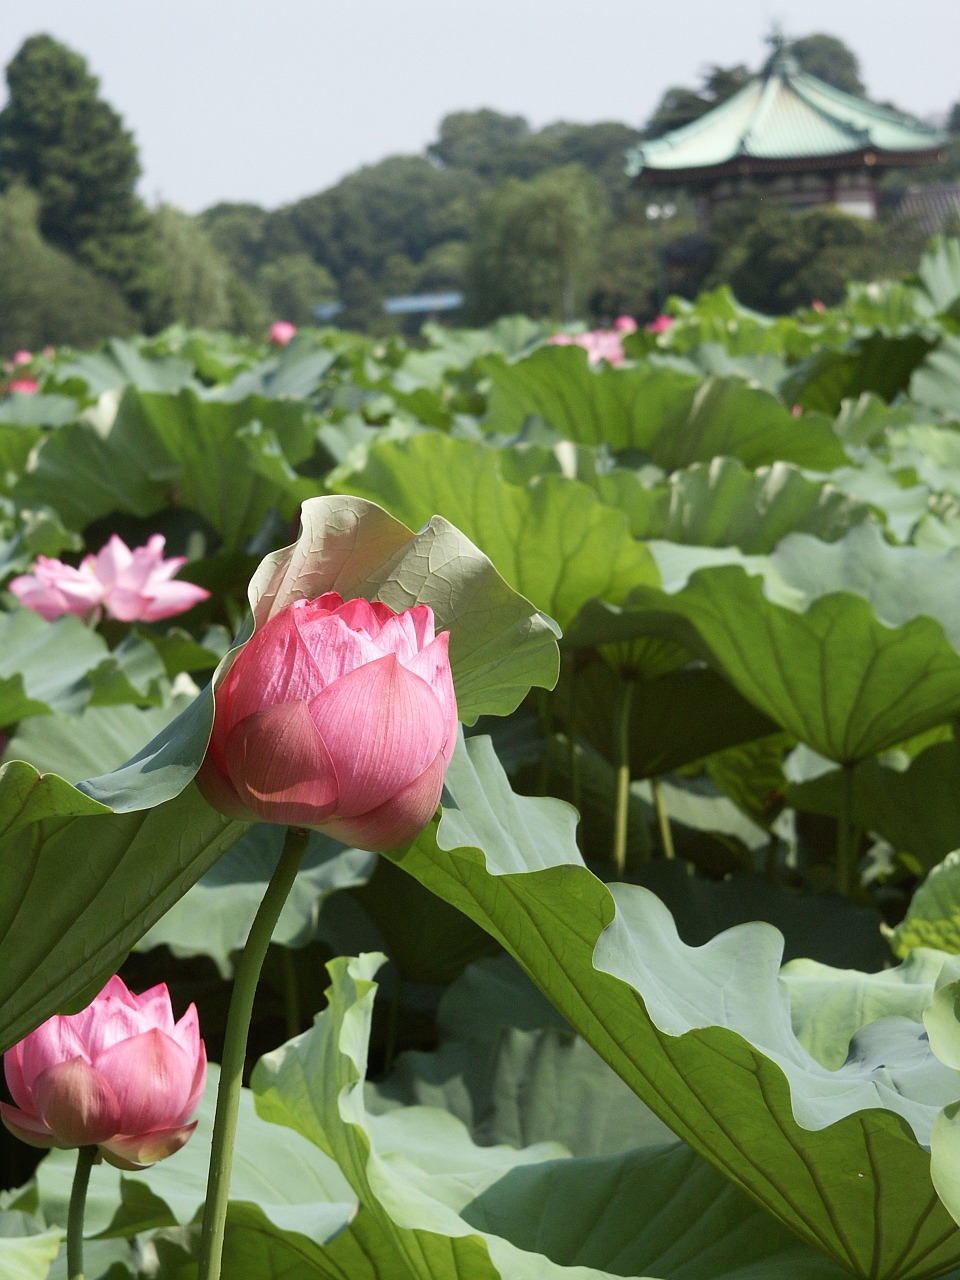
xmin=627 ymin=51 xmax=946 ymax=182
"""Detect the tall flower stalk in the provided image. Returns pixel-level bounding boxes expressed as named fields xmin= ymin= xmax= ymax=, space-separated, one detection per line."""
xmin=197 ymin=825 xmax=310 ymax=1280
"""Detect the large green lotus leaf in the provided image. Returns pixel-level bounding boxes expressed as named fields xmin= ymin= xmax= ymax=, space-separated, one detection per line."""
xmin=52 ymin=339 xmax=196 ymax=397
xmin=563 ymin=659 xmax=778 ymax=779
xmin=633 ymin=860 xmax=890 ymax=973
xmin=0 ymin=1212 xmax=62 ymax=1280
xmin=832 ymin=392 xmax=919 ymax=449
xmin=911 ymin=335 xmax=960 ymax=418
xmin=886 ymin=424 xmax=960 ymax=498
xmin=0 ymin=393 xmax=77 ymax=428
xmin=0 ymin=773 xmax=247 ymax=1053
xmin=772 ymin=522 xmax=960 ymax=648
xmin=247 ymin=494 xmax=560 ymax=723
xmin=0 ymin=507 xmax=83 ymax=581
xmin=819 ymin=457 xmax=929 ymax=542
xmin=580 ymin=566 xmax=960 ymax=764
xmin=913 ymin=236 xmax=960 ymax=313
xmin=4 ymin=695 xmax=195 ymax=783
xmin=14 ymin=388 xmax=315 ymax=547
xmin=788 ymin=740 xmax=960 ymax=871
xmin=329 ymin=431 xmax=657 ymax=629
xmin=0 ymin=610 xmax=114 ymax=726
xmin=136 ymin=825 xmax=376 ymax=976
xmin=254 ymin=953 xmax=851 ymax=1280
xmin=0 ymin=424 xmax=42 ymax=495
xmin=382 ymin=734 xmax=960 ymax=1279
xmin=209 ymin=340 xmax=336 ymax=402
xmin=782 ymin=949 xmax=960 ymax=1069
xmin=925 ymin=981 xmax=960 ymax=1235
xmin=483 ymin=347 xmax=846 ymax=468
xmin=785 ymin=333 xmax=934 ymax=415
xmin=13 ymin=388 xmax=178 ymax=529
xmin=888 ymin=855 xmax=960 ymax=958
xmin=36 ymin=1065 xmax=355 ymax=1255
xmin=346 ymin=852 xmax=499 ymax=984
xmin=602 ymin=456 xmax=873 ymax=552
xmin=372 ymin=952 xmax=679 ymax=1156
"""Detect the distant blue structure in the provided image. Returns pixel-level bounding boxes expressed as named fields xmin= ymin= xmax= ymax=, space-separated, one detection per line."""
xmin=383 ymin=291 xmax=463 ymax=316
xmin=313 ymin=301 xmax=345 ymax=322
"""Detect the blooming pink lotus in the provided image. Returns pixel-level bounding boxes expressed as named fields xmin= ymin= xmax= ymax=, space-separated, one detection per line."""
xmin=7 ymin=377 xmax=39 ymax=394
xmin=1 ymin=976 xmax=206 ymax=1169
xmin=645 ymin=314 xmax=675 ymax=334
xmin=197 ymin=592 xmax=458 ymax=851
xmin=614 ymin=315 xmax=638 ymax=333
xmin=9 ymin=534 xmax=210 ymax=623
xmin=269 ymin=320 xmax=297 ymax=347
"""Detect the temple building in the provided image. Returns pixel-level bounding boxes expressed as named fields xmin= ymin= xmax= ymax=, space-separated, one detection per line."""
xmin=626 ymin=42 xmax=946 ymax=226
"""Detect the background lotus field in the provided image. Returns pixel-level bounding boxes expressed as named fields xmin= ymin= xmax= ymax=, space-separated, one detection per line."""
xmin=8 ymin=241 xmax=960 ymax=1278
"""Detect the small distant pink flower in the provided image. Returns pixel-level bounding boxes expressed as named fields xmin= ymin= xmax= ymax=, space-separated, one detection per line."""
xmin=645 ymin=315 xmax=674 ymax=334
xmin=791 ymin=404 xmax=802 ymax=417
xmin=614 ymin=315 xmax=638 ymax=333
xmin=9 ymin=534 xmax=210 ymax=624
xmin=548 ymin=328 xmax=626 ymax=366
xmin=269 ymin=321 xmax=297 ymax=347
xmin=810 ymin=300 xmax=826 ymax=313
xmin=7 ymin=378 xmax=38 ymax=394
xmin=11 ymin=350 xmax=32 ymax=366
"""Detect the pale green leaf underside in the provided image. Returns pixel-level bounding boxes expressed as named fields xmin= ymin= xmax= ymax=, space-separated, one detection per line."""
xmin=384 ymin=734 xmax=960 ymax=1279
xmin=253 ymin=954 xmax=852 ymax=1280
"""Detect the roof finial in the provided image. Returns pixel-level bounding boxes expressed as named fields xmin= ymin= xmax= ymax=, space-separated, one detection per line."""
xmin=763 ymin=21 xmax=796 ymax=77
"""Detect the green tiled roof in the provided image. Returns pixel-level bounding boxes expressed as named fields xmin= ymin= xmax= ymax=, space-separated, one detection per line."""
xmin=627 ymin=53 xmax=946 ymax=177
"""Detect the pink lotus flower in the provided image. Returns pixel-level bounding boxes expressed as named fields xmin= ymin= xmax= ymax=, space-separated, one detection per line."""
xmin=12 ymin=350 xmax=32 ymax=366
xmin=269 ymin=321 xmax=297 ymax=347
xmin=7 ymin=377 xmax=38 ymax=394
xmin=810 ymin=300 xmax=826 ymax=313
xmin=197 ymin=592 xmax=458 ymax=851
xmin=645 ymin=314 xmax=674 ymax=334
xmin=548 ymin=328 xmax=626 ymax=366
xmin=0 ymin=976 xmax=205 ymax=1170
xmin=9 ymin=534 xmax=210 ymax=623
xmin=614 ymin=315 xmax=638 ymax=333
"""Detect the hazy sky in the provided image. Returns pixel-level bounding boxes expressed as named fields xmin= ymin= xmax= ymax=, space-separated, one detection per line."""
xmin=1 ymin=1 xmax=957 ymax=213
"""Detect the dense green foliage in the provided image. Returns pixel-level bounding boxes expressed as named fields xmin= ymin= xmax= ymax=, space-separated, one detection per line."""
xmin=6 ymin=242 xmax=960 ymax=1275
xmin=6 ymin=241 xmax=960 ymax=1275
xmin=0 ymin=185 xmax=136 ymax=350
xmin=0 ymin=35 xmax=166 ymax=317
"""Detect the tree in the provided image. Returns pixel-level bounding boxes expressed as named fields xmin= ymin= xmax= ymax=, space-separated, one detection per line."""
xmin=280 ymin=156 xmax=482 ymax=284
xmin=465 ymin=165 xmax=607 ymax=323
xmin=255 ymin=253 xmax=338 ymax=326
xmin=0 ymin=185 xmax=136 ymax=351
xmin=197 ymin=202 xmax=271 ymax=279
xmin=788 ymin=34 xmax=865 ymax=95
xmin=709 ymin=203 xmax=890 ymax=312
xmin=0 ymin=34 xmax=165 ymax=320
xmin=428 ymin=109 xmax=530 ymax=173
xmin=149 ymin=205 xmax=235 ymax=330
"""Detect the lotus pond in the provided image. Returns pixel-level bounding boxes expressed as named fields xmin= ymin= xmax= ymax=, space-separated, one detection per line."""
xmin=6 ymin=241 xmax=960 ymax=1278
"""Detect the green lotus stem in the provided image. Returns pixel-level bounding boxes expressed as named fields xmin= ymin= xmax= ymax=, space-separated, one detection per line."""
xmin=651 ymin=777 xmax=676 ymax=860
xmin=613 ymin=681 xmax=634 ymax=876
xmin=66 ymin=1144 xmax=97 ymax=1279
xmin=280 ymin=946 xmax=300 ymax=1042
xmin=565 ymin=671 xmax=581 ymax=817
xmin=197 ymin=825 xmax=310 ymax=1280
xmin=537 ymin=688 xmax=553 ymax=795
xmin=836 ymin=765 xmax=858 ymax=897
